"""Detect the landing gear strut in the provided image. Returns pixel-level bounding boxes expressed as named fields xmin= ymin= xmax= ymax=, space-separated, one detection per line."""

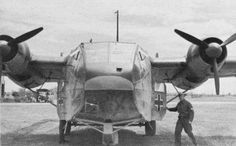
xmin=165 ymin=73 xmax=189 ymax=104
xmin=65 ymin=121 xmax=71 ymax=135
xmin=59 ymin=120 xmax=71 ymax=144
xmin=145 ymin=120 xmax=156 ymax=136
xmin=59 ymin=120 xmax=66 ymax=144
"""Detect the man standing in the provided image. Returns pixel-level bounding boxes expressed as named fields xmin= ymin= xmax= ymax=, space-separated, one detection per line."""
xmin=167 ymin=94 xmax=197 ymax=146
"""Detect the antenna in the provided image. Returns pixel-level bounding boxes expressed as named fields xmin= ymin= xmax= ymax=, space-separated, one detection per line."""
xmin=115 ymin=10 xmax=119 ymax=42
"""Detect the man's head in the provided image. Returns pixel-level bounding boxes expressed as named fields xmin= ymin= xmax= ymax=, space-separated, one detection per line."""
xmin=179 ymin=93 xmax=187 ymax=101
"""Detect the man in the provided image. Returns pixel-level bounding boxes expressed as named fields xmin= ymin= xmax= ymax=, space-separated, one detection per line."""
xmin=167 ymin=94 xmax=197 ymax=146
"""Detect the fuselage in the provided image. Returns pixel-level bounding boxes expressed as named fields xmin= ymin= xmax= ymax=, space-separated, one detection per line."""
xmin=63 ymin=42 xmax=153 ymax=123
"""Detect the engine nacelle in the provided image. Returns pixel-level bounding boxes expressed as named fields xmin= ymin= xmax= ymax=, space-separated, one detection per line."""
xmin=172 ymin=37 xmax=227 ymax=90
xmin=4 ymin=43 xmax=44 ymax=88
xmin=5 ymin=43 xmax=30 ymax=73
xmin=187 ymin=37 xmax=227 ymax=69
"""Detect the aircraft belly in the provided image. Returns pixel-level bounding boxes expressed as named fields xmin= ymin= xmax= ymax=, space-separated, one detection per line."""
xmin=75 ymin=90 xmax=141 ymax=122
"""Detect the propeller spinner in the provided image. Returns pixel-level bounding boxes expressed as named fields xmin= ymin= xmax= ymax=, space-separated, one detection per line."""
xmin=174 ymin=29 xmax=236 ymax=95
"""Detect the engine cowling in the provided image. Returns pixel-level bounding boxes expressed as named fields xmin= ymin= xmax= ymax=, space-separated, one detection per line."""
xmin=5 ymin=43 xmax=30 ymax=74
xmin=173 ymin=29 xmax=236 ymax=94
xmin=188 ymin=37 xmax=227 ymax=68
xmin=4 ymin=43 xmax=44 ymax=88
xmin=0 ymin=27 xmax=45 ymax=88
xmin=186 ymin=37 xmax=227 ymax=79
xmin=173 ymin=37 xmax=227 ymax=90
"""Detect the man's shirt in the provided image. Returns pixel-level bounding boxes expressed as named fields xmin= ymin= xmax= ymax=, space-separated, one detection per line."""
xmin=168 ymin=99 xmax=194 ymax=122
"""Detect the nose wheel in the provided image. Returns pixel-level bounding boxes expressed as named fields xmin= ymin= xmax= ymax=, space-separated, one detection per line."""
xmin=103 ymin=133 xmax=118 ymax=146
xmin=102 ymin=123 xmax=118 ymax=146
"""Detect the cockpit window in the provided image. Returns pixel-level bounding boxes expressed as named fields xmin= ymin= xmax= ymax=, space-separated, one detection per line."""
xmin=110 ymin=44 xmax=135 ymax=63
xmin=85 ymin=43 xmax=108 ymax=63
xmin=139 ymin=51 xmax=146 ymax=61
xmin=75 ymin=51 xmax=80 ymax=60
xmin=84 ymin=43 xmax=135 ymax=63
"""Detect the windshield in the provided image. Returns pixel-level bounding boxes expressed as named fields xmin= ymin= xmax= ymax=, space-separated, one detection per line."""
xmin=84 ymin=42 xmax=136 ymax=63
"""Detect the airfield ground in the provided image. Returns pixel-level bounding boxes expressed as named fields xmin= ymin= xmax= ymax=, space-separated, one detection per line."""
xmin=1 ymin=96 xmax=236 ymax=146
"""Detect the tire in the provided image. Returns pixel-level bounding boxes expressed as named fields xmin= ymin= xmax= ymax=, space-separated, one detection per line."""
xmin=145 ymin=120 xmax=156 ymax=136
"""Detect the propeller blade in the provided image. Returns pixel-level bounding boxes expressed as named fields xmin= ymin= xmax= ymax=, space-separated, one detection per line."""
xmin=221 ymin=33 xmax=236 ymax=47
xmin=0 ymin=56 xmax=2 ymax=98
xmin=8 ymin=27 xmax=43 ymax=45
xmin=0 ymin=35 xmax=14 ymax=42
xmin=174 ymin=29 xmax=209 ymax=48
xmin=212 ymin=59 xmax=220 ymax=95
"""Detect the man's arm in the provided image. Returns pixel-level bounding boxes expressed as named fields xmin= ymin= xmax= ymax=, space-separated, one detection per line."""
xmin=167 ymin=106 xmax=178 ymax=112
xmin=188 ymin=103 xmax=194 ymax=123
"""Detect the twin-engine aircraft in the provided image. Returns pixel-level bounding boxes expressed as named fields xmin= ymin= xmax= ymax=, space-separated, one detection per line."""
xmin=0 ymin=27 xmax=236 ymax=145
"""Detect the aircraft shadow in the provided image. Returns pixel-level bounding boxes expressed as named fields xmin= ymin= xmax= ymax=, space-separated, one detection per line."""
xmin=1 ymin=128 xmax=236 ymax=146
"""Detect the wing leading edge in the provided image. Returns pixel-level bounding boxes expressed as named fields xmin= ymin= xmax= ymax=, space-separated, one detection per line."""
xmin=151 ymin=56 xmax=236 ymax=88
xmin=218 ymin=56 xmax=236 ymax=78
xmin=29 ymin=55 xmax=67 ymax=82
xmin=151 ymin=57 xmax=187 ymax=83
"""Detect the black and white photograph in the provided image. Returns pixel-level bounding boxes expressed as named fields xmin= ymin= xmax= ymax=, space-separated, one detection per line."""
xmin=1 ymin=0 xmax=236 ymax=146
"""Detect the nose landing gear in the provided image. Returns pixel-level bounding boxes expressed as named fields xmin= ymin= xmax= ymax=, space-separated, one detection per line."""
xmin=102 ymin=123 xmax=118 ymax=146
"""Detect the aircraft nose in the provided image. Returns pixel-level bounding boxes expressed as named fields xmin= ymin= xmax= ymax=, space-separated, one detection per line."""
xmin=85 ymin=76 xmax=133 ymax=90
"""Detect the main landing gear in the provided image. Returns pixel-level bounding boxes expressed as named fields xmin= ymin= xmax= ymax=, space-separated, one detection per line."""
xmin=145 ymin=120 xmax=156 ymax=136
xmin=59 ymin=120 xmax=72 ymax=144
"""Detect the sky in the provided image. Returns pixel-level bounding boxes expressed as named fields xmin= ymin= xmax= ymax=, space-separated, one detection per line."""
xmin=0 ymin=0 xmax=236 ymax=94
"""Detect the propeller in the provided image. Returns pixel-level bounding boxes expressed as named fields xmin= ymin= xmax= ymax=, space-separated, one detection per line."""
xmin=212 ymin=58 xmax=219 ymax=95
xmin=174 ymin=29 xmax=236 ymax=95
xmin=221 ymin=33 xmax=236 ymax=47
xmin=8 ymin=27 xmax=43 ymax=46
xmin=174 ymin=29 xmax=209 ymax=48
xmin=0 ymin=27 xmax=43 ymax=97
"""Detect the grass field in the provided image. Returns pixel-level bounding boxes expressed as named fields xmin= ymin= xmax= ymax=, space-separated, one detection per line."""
xmin=1 ymin=96 xmax=236 ymax=146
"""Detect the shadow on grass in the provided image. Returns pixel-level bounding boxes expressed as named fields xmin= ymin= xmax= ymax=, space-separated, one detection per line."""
xmin=1 ymin=128 xmax=236 ymax=146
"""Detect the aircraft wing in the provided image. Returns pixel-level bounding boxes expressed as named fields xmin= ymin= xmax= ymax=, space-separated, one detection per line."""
xmin=151 ymin=57 xmax=187 ymax=83
xmin=0 ymin=27 xmax=68 ymax=88
xmin=217 ymin=57 xmax=236 ymax=77
xmin=151 ymin=56 xmax=236 ymax=92
xmin=29 ymin=55 xmax=67 ymax=82
xmin=151 ymin=57 xmax=236 ymax=81
xmin=3 ymin=54 xmax=67 ymax=89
